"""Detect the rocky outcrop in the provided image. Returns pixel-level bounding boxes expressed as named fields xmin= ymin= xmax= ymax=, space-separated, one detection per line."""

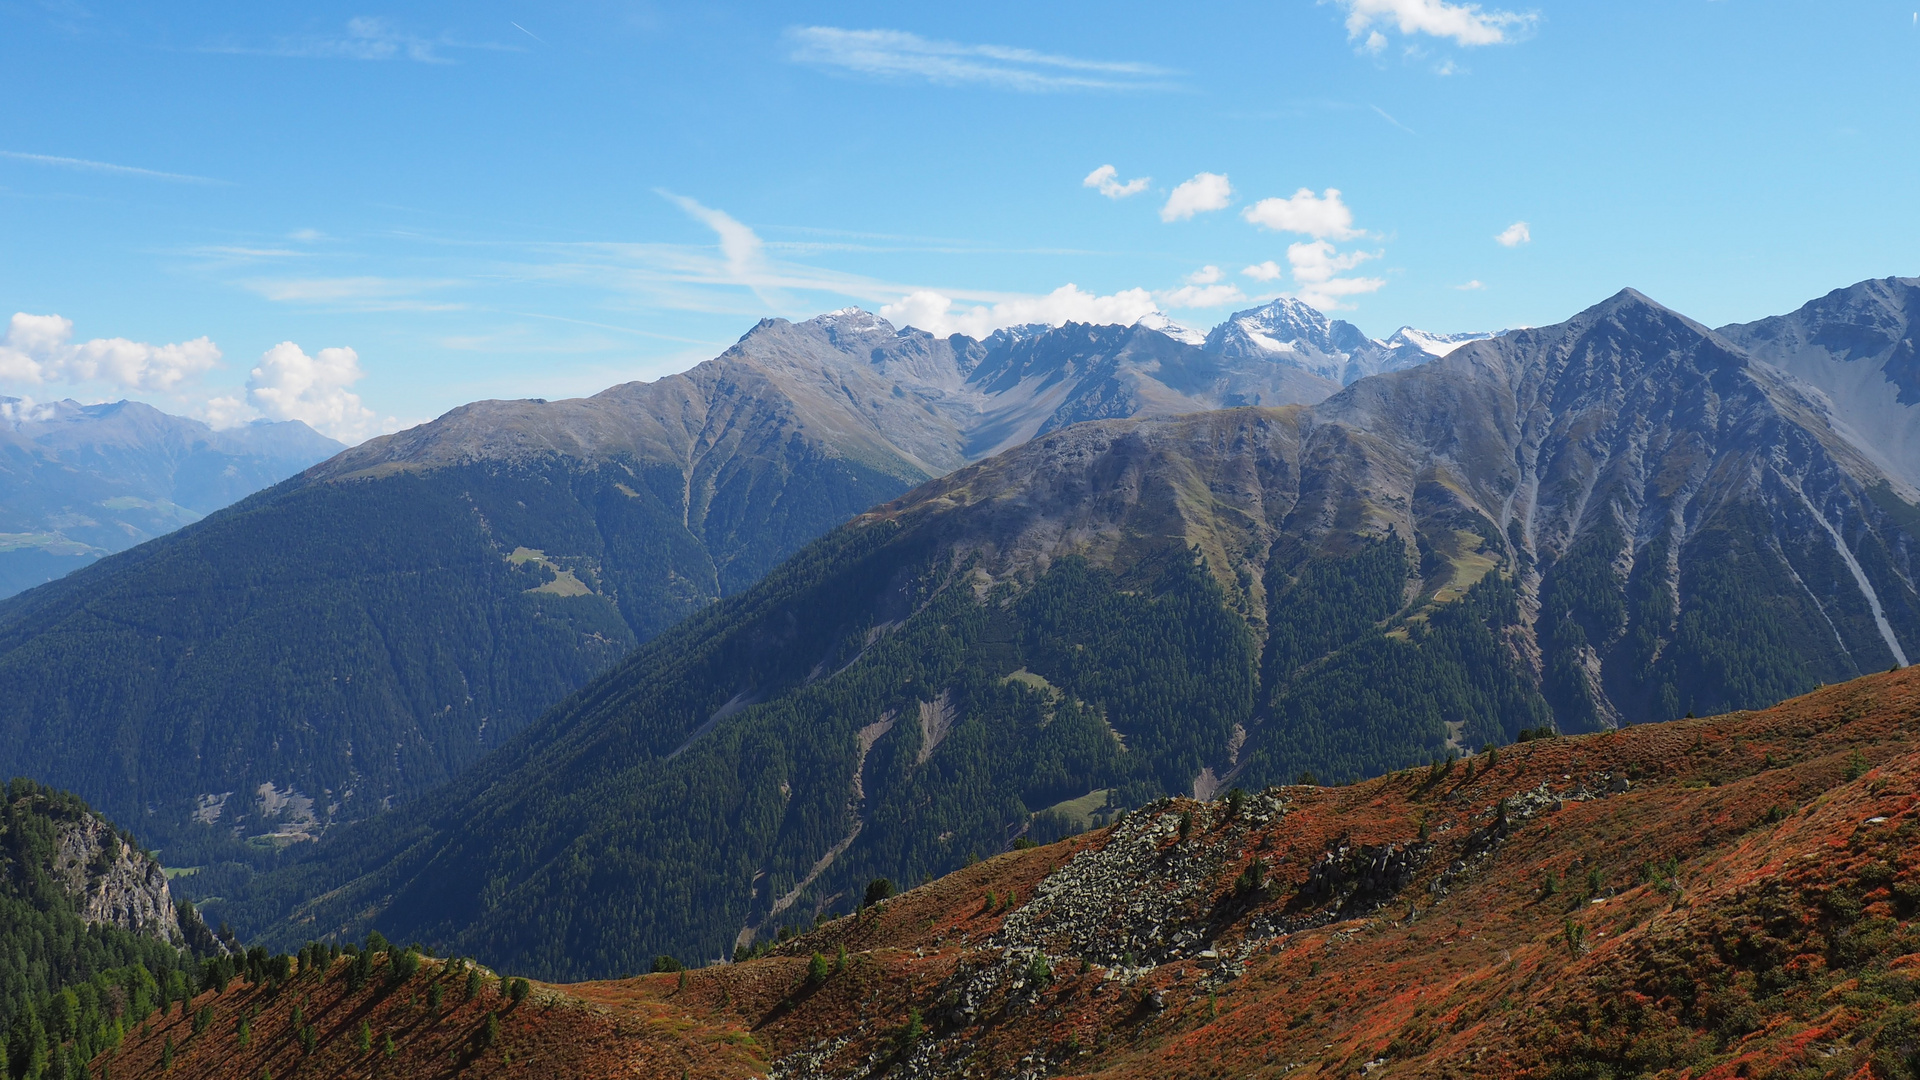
xmin=49 ymin=814 xmax=184 ymax=945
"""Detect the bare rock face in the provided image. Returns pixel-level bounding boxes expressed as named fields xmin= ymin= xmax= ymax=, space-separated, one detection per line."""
xmin=1719 ymin=276 xmax=1920 ymax=489
xmin=50 ymin=813 xmax=184 ymax=945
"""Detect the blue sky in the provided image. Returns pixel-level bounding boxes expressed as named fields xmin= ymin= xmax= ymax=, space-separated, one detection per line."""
xmin=2 ymin=1 xmax=1916 ymax=441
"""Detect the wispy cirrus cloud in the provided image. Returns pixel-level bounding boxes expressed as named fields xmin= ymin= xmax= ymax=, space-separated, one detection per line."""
xmin=786 ymin=27 xmax=1176 ymax=92
xmin=242 ymin=276 xmax=467 ymax=312
xmin=206 ymin=195 xmax=1209 ymax=346
xmin=204 ymin=17 xmax=511 ymax=64
xmin=0 ymin=150 xmax=225 ymax=185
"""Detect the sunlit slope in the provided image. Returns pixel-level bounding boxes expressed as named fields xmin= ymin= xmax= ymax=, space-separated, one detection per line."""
xmin=224 ymin=289 xmax=1920 ymax=978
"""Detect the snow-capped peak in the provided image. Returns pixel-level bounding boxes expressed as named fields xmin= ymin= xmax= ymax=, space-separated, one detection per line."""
xmin=1381 ymin=327 xmax=1497 ymax=358
xmin=1132 ymin=311 xmax=1206 ymax=346
xmin=810 ymin=308 xmax=894 ymax=334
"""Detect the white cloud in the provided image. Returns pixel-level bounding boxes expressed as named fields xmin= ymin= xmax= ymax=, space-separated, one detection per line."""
xmin=1332 ymin=0 xmax=1537 ymax=48
xmin=232 ymin=342 xmax=387 ymax=441
xmin=1083 ymin=164 xmax=1150 ymax=199
xmin=1156 ymin=283 xmax=1246 ymax=309
xmin=880 ymin=284 xmax=1158 ymax=338
xmin=203 ymin=17 xmax=507 ymax=64
xmin=1495 ymin=221 xmax=1532 ymax=247
xmin=1286 ymin=240 xmax=1380 ymax=284
xmin=1454 ymin=279 xmax=1487 ymax=291
xmin=1160 ymin=172 xmax=1233 ymax=222
xmin=243 ymin=276 xmax=465 ymax=312
xmin=661 ymin=192 xmax=767 ymax=283
xmin=1293 ymin=276 xmax=1387 ymax=312
xmin=0 ymin=150 xmax=222 ymax=185
xmin=1242 ymin=261 xmax=1285 ymax=282
xmin=1243 ymin=188 xmax=1362 ymax=240
xmin=1185 ymin=265 xmax=1225 ymax=285
xmin=786 ymin=27 xmax=1173 ymax=92
xmin=0 ymin=312 xmax=221 ymax=392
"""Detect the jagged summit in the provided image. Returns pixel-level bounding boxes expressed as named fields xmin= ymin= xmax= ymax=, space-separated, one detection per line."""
xmin=1200 ymin=296 xmax=1450 ymax=385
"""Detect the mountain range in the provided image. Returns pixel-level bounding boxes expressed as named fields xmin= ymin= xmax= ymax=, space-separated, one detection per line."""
xmin=0 ymin=398 xmax=340 ymax=598
xmin=3 ymin=276 xmax=1919 ymax=986
xmin=182 ymin=281 xmax=1920 ymax=979
xmin=93 ymin=664 xmax=1920 ymax=1080
xmin=0 ymin=298 xmax=1453 ymax=844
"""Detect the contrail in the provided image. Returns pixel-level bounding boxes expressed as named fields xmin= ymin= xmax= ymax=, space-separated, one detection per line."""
xmin=510 ymin=21 xmax=545 ymax=44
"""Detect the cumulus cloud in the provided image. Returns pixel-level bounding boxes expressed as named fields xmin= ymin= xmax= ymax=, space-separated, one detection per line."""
xmin=1242 ymin=188 xmax=1362 ymax=240
xmin=1156 ymin=283 xmax=1246 ymax=309
xmin=1185 ymin=265 xmax=1225 ymax=285
xmin=786 ymin=27 xmax=1173 ymax=92
xmin=1160 ymin=172 xmax=1233 ymax=222
xmin=1496 ymin=221 xmax=1532 ymax=247
xmin=1293 ymin=275 xmax=1387 ymax=312
xmin=880 ymin=284 xmax=1158 ymax=338
xmin=1286 ymin=240 xmax=1380 ymax=284
xmin=1242 ymin=261 xmax=1285 ymax=282
xmin=1083 ymin=164 xmax=1150 ymax=199
xmin=211 ymin=341 xmax=386 ymax=442
xmin=0 ymin=312 xmax=221 ymax=392
xmin=1331 ymin=0 xmax=1537 ymax=48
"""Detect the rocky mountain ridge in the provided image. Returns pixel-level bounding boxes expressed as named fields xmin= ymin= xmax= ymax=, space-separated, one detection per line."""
xmin=0 ymin=307 xmax=1379 ymax=841
xmin=1719 ymin=275 xmax=1920 ymax=489
xmin=203 ymin=285 xmax=1920 ymax=981
xmin=1202 ymin=296 xmax=1493 ymax=385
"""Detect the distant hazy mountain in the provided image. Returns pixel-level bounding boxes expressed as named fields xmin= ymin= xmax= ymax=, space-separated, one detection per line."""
xmin=1719 ymin=276 xmax=1920 ymax=489
xmin=1201 ymin=296 xmax=1494 ymax=385
xmin=0 ymin=312 xmax=1349 ymax=843
xmin=0 ymin=398 xmax=341 ymax=597
xmin=217 ymin=286 xmax=1920 ymax=976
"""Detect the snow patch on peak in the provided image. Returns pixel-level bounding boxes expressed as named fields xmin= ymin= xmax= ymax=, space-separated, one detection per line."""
xmin=1233 ymin=296 xmax=1332 ymax=338
xmin=1382 ymin=327 xmax=1497 ymax=358
xmin=985 ymin=323 xmax=1057 ymax=347
xmin=1133 ymin=311 xmax=1205 ymax=346
xmin=809 ymin=308 xmax=894 ymax=334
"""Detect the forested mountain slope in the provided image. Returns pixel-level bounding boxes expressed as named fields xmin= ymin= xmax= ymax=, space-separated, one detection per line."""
xmin=0 ymin=779 xmax=224 ymax=1078
xmin=0 ymin=398 xmax=339 ymax=598
xmin=117 ymin=666 xmax=1920 ymax=1080
xmin=0 ymin=312 xmax=1342 ymax=841
xmin=210 ymin=287 xmax=1920 ymax=977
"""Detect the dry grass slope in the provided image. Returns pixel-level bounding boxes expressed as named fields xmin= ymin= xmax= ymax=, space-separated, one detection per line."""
xmin=110 ymin=666 xmax=1920 ymax=1079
